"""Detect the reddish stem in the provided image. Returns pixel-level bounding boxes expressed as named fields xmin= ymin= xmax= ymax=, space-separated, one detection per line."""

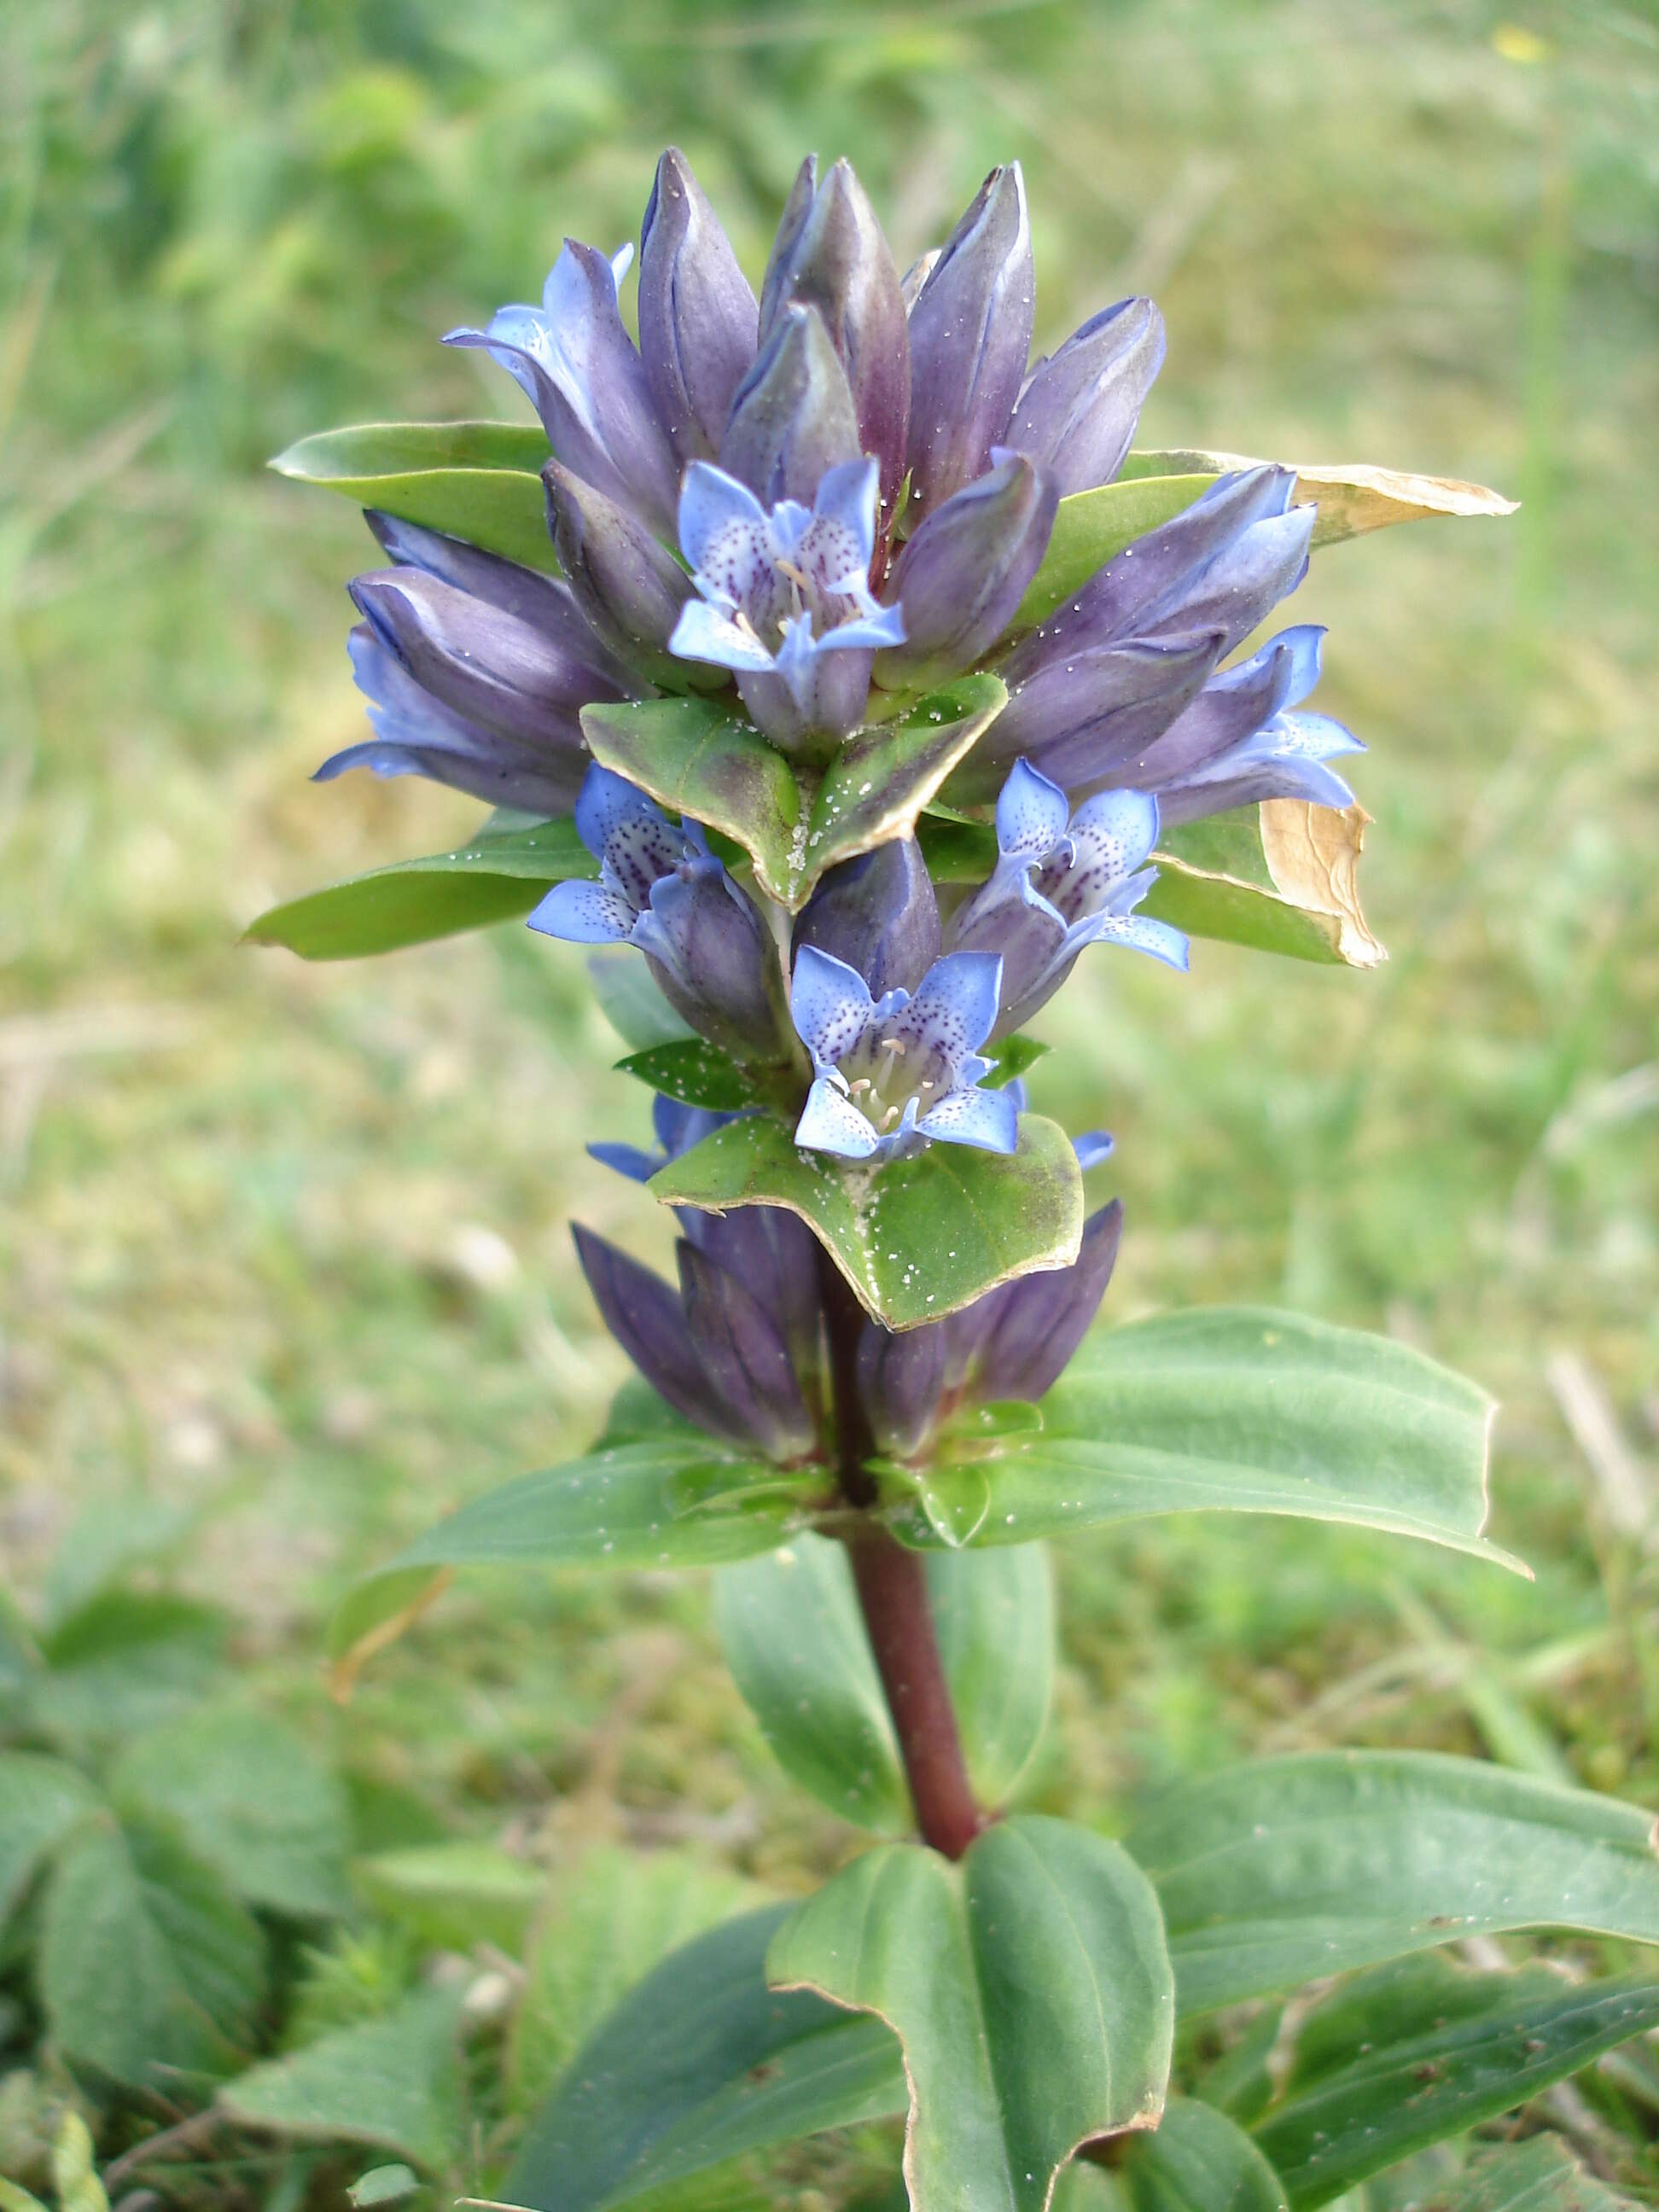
xmin=817 ymin=1249 xmax=988 ymax=1860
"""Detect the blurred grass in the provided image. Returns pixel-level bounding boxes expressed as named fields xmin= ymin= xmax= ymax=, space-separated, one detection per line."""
xmin=2 ymin=0 xmax=1657 ymax=2197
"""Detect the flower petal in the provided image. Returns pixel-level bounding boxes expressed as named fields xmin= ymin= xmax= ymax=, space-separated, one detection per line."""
xmin=527 ymin=878 xmax=637 ymax=944
xmin=795 ymin=1075 xmax=882 ymax=1159
xmin=915 ymin=1081 xmax=1019 ymax=1154
xmin=790 ymin=943 xmax=875 ymax=1068
xmin=667 ymin=597 xmax=778 ymax=676
xmin=888 ymin=950 xmax=1004 ymax=1068
xmin=996 ymin=758 xmax=1071 ymax=864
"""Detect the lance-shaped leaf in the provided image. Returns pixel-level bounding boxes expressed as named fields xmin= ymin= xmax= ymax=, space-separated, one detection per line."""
xmin=714 ymin=1534 xmax=1053 ymax=1831
xmin=1412 ymin=2138 xmax=1640 ymax=2212
xmin=582 ymin=676 xmax=1007 ymax=911
xmin=507 ymin=1905 xmax=906 ymax=2212
xmin=614 ymin=1039 xmax=754 ymax=1110
xmin=1251 ymin=1953 xmax=1659 ymax=2209
xmin=891 ymin=1307 xmax=1515 ymax=1571
xmin=269 ymin=421 xmax=554 ymax=573
xmin=330 ymin=1432 xmax=801 ymax=1673
xmin=650 ymin=1110 xmax=1083 ymax=1330
xmin=1125 ymin=1751 xmax=1659 ymax=2016
xmin=1121 ymin=2099 xmax=1289 ymax=2212
xmin=1121 ymin=449 xmax=1518 ymax=547
xmin=245 ymin=815 xmax=592 ymax=961
xmin=767 ymin=1817 xmax=1174 ymax=2212
xmin=1143 ymin=804 xmax=1383 ymax=969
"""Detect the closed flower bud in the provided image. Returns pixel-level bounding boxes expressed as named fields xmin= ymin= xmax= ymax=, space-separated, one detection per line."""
xmin=719 ymin=304 xmax=863 ymax=509
xmin=877 ymin=452 xmax=1057 ymax=689
xmin=905 ymin=165 xmax=1034 ymax=521
xmin=1007 ymin=297 xmax=1165 ymax=496
xmin=638 ymin=148 xmax=760 ymax=463
xmin=544 ymin=460 xmax=713 ymax=692
xmin=793 ymin=839 xmax=941 ymax=1000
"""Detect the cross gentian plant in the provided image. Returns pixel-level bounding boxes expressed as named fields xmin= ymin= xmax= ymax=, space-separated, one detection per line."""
xmin=260 ymin=153 xmax=1659 ymax=2212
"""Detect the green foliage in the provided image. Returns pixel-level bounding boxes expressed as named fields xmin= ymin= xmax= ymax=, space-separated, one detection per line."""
xmin=508 ymin=1905 xmax=904 ymax=2212
xmin=244 ymin=814 xmax=593 ymax=960
xmin=1126 ymin=1751 xmax=1659 ymax=2013
xmin=1249 ymin=1953 xmax=1659 ymax=2208
xmin=651 ymin=1110 xmax=1085 ymax=1329
xmin=898 ymin=1307 xmax=1511 ymax=1567
xmin=270 ymin=421 xmax=556 ymax=571
xmin=768 ymin=1817 xmax=1174 ymax=2212
xmin=715 ymin=1536 xmax=1053 ymax=1830
xmin=1121 ymin=2099 xmax=1289 ymax=2212
xmin=219 ymin=1987 xmax=467 ymax=2173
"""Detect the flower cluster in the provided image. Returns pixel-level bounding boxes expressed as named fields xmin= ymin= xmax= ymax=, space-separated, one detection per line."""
xmin=311 ymin=148 xmax=1370 ymax=1464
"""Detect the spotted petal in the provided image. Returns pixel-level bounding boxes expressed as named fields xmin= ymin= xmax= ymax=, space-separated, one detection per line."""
xmin=887 ymin=951 xmax=1003 ymax=1071
xmin=527 ymin=878 xmax=638 ymax=944
xmin=795 ymin=1074 xmax=882 ymax=1159
xmin=668 ymin=597 xmax=778 ymax=677
xmin=915 ymin=1082 xmax=1020 ymax=1154
xmin=790 ymin=944 xmax=877 ymax=1071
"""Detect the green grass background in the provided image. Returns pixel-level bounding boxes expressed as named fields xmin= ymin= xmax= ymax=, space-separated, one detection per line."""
xmin=3 ymin=0 xmax=1657 ymax=2200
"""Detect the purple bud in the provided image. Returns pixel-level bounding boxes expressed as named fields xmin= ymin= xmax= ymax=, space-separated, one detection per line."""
xmin=900 ymin=247 xmax=941 ymax=311
xmin=1006 ymin=298 xmax=1166 ymax=496
xmin=347 ymin=568 xmax=637 ymax=750
xmin=544 ymin=460 xmax=711 ymax=692
xmin=364 ymin=510 xmax=632 ymax=686
xmin=758 ymin=155 xmax=818 ymax=330
xmin=638 ymin=148 xmax=760 ymax=463
xmin=905 ymin=165 xmax=1034 ymax=522
xmin=876 ymin=452 xmax=1057 ymax=688
xmin=760 ymin=158 xmax=910 ymax=542
xmin=680 ymin=1203 xmax=825 ymax=1416
xmin=573 ymin=1224 xmax=754 ymax=1446
xmin=792 ymin=839 xmax=940 ymax=998
xmin=719 ymin=304 xmax=863 ymax=510
xmin=636 ymin=868 xmax=790 ymax=1062
xmin=857 ymin=1318 xmax=946 ymax=1457
xmin=943 ymin=1201 xmax=1123 ymax=1402
xmin=678 ymin=1242 xmax=815 ymax=1459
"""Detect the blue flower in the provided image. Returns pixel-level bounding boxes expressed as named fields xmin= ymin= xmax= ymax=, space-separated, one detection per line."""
xmin=947 ymin=759 xmax=1189 ymax=1035
xmin=1151 ymin=624 xmax=1366 ymax=826
xmin=529 ymin=765 xmax=787 ymax=1059
xmin=668 ymin=457 xmax=906 ymax=750
xmin=789 ymin=943 xmax=1014 ymax=1162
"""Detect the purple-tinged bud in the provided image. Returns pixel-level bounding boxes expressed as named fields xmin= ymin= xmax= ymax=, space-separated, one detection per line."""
xmin=544 ymin=460 xmax=715 ymax=693
xmin=905 ymin=164 xmax=1034 ymax=522
xmin=1006 ymin=298 xmax=1166 ymax=497
xmin=680 ymin=1204 xmax=825 ymax=1419
xmin=792 ymin=839 xmax=940 ymax=999
xmin=638 ymin=148 xmax=760 ymax=463
xmin=637 ymin=869 xmax=792 ymax=1063
xmin=347 ymin=568 xmax=639 ymax=750
xmin=364 ymin=511 xmax=633 ymax=688
xmin=678 ymin=1242 xmax=816 ymax=1459
xmin=573 ymin=1224 xmax=755 ymax=1447
xmin=760 ymin=158 xmax=910 ymax=539
xmin=876 ymin=452 xmax=1057 ymax=689
xmin=719 ymin=304 xmax=863 ymax=510
xmin=944 ymin=1201 xmax=1122 ymax=1401
xmin=759 ymin=156 xmax=820 ymax=333
xmin=858 ymin=1318 xmax=946 ymax=1458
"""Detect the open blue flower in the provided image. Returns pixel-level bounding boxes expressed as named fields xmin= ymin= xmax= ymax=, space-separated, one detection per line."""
xmin=528 ymin=765 xmax=786 ymax=1059
xmin=789 ymin=944 xmax=1013 ymax=1162
xmin=668 ymin=457 xmax=906 ymax=749
xmin=947 ymin=759 xmax=1190 ymax=1036
xmin=1152 ymin=624 xmax=1366 ymax=825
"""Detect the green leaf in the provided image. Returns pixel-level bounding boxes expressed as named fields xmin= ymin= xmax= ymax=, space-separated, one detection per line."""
xmin=583 ymin=677 xmax=1007 ymax=911
xmin=1122 ymin=2099 xmax=1288 ymax=2212
xmin=651 ymin=1111 xmax=1083 ymax=1330
xmin=1143 ymin=806 xmax=1384 ymax=971
xmin=1012 ymin=475 xmax=1221 ymax=630
xmin=0 ymin=1754 xmax=100 ymax=1930
xmin=219 ymin=1987 xmax=466 ymax=2174
xmin=332 ymin=1437 xmax=799 ymax=1661
xmin=1119 ymin=450 xmax=1517 ymax=550
xmin=110 ymin=1706 xmax=352 ymax=1918
xmin=32 ymin=1591 xmax=227 ymax=1746
xmin=588 ymin=951 xmax=696 ymax=1051
xmin=40 ymin=1813 xmax=265 ymax=2088
xmin=357 ymin=1841 xmax=546 ymax=1952
xmin=349 ymin=2168 xmax=422 ymax=2208
xmin=1125 ymin=1750 xmax=1659 ymax=2016
xmin=910 ymin=1307 xmax=1513 ymax=1570
xmin=984 ymin=1033 xmax=1051 ymax=1088
xmin=714 ymin=1535 xmax=1053 ymax=1831
xmin=245 ymin=816 xmax=592 ymax=961
xmin=767 ymin=1816 xmax=1174 ymax=2212
xmin=615 ymin=1039 xmax=754 ymax=1109
xmin=269 ymin=420 xmax=556 ymax=571
xmin=1415 ymin=2137 xmax=1639 ymax=2212
xmin=1251 ymin=1954 xmax=1659 ymax=2209
xmin=506 ymin=1904 xmax=905 ymax=2212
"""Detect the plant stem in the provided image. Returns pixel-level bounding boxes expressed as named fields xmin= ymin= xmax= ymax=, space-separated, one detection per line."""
xmin=817 ymin=1247 xmax=987 ymax=1860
